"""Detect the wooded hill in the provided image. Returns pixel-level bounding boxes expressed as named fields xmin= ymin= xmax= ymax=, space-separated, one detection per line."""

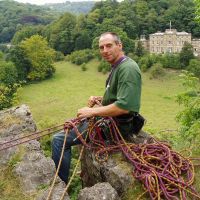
xmin=1 ymin=0 xmax=200 ymax=47
xmin=42 ymin=1 xmax=95 ymax=14
xmin=0 ymin=0 xmax=59 ymax=43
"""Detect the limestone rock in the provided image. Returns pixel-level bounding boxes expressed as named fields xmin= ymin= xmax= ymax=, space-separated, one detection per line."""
xmin=78 ymin=182 xmax=120 ymax=200
xmin=0 ymin=105 xmax=70 ymax=198
xmin=0 ymin=104 xmax=36 ymax=139
xmin=81 ymin=148 xmax=135 ymax=196
xmin=37 ymin=182 xmax=70 ymax=200
xmin=0 ymin=105 xmax=36 ymax=166
xmin=81 ymin=130 xmax=152 ymax=197
xmin=14 ymin=140 xmax=55 ymax=193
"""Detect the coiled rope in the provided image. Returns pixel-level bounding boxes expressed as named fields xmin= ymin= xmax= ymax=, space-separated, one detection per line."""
xmin=1 ymin=101 xmax=200 ymax=200
xmin=45 ymin=115 xmax=200 ymax=200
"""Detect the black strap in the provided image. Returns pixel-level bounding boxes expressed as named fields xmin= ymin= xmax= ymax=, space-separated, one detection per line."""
xmin=106 ymin=56 xmax=127 ymax=88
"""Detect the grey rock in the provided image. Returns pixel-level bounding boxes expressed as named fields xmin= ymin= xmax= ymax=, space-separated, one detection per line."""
xmin=14 ymin=140 xmax=55 ymax=193
xmin=0 ymin=104 xmax=36 ymax=139
xmin=37 ymin=182 xmax=70 ymax=200
xmin=0 ymin=104 xmax=37 ymax=166
xmin=127 ymin=130 xmax=153 ymax=144
xmin=81 ymin=149 xmax=135 ymax=196
xmin=81 ymin=130 xmax=152 ymax=197
xmin=78 ymin=182 xmax=120 ymax=200
xmin=0 ymin=136 xmax=19 ymax=166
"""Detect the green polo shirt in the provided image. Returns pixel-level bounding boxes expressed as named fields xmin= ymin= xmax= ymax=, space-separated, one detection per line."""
xmin=102 ymin=57 xmax=141 ymax=113
xmin=101 ymin=57 xmax=141 ymax=138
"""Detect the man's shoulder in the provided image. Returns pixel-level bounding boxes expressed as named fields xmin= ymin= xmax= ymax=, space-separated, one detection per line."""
xmin=119 ymin=57 xmax=141 ymax=73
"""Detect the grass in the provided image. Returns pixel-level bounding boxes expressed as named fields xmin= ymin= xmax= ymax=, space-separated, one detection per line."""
xmin=18 ymin=60 xmax=183 ymax=132
xmin=18 ymin=60 xmax=105 ymax=129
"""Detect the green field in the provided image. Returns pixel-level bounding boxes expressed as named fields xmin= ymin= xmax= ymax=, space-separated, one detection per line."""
xmin=18 ymin=60 xmax=184 ymax=132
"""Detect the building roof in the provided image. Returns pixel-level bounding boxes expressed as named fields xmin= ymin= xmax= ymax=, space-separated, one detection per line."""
xmin=150 ymin=29 xmax=191 ymax=37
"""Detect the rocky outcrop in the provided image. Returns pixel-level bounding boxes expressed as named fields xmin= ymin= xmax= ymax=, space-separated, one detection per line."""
xmin=0 ymin=105 xmax=152 ymax=200
xmin=37 ymin=182 xmax=70 ymax=200
xmin=78 ymin=182 xmax=120 ymax=200
xmin=0 ymin=105 xmax=68 ymax=199
xmin=14 ymin=140 xmax=55 ymax=193
xmin=81 ymin=130 xmax=152 ymax=198
xmin=0 ymin=105 xmax=36 ymax=166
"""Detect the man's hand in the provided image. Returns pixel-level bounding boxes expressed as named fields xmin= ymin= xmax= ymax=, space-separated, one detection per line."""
xmin=77 ymin=107 xmax=95 ymax=119
xmin=88 ymin=96 xmax=102 ymax=107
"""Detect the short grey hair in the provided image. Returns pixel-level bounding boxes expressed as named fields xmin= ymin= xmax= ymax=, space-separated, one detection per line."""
xmin=99 ymin=32 xmax=122 ymax=44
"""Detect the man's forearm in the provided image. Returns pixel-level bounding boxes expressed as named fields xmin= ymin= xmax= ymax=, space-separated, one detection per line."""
xmin=77 ymin=103 xmax=129 ymax=118
xmin=93 ymin=103 xmax=128 ymax=116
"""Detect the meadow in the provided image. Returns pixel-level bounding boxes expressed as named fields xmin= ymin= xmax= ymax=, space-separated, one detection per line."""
xmin=18 ymin=59 xmax=184 ymax=133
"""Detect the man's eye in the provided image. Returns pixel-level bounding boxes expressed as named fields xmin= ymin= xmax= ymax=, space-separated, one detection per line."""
xmin=106 ymin=44 xmax=112 ymax=48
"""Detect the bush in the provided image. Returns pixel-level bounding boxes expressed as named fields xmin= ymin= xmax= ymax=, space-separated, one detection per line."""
xmin=0 ymin=83 xmax=20 ymax=110
xmin=139 ymin=55 xmax=152 ymax=72
xmin=81 ymin=63 xmax=87 ymax=71
xmin=175 ymin=71 xmax=200 ymax=153
xmin=187 ymin=59 xmax=200 ymax=78
xmin=97 ymin=60 xmax=111 ymax=74
xmin=54 ymin=51 xmax=65 ymax=61
xmin=127 ymin=53 xmax=139 ymax=63
xmin=67 ymin=49 xmax=94 ymax=65
xmin=0 ymin=61 xmax=18 ymax=86
xmin=149 ymin=63 xmax=165 ymax=79
xmin=161 ymin=53 xmax=181 ymax=69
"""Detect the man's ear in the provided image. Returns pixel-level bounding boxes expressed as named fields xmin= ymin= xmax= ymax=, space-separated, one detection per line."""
xmin=119 ymin=42 xmax=123 ymax=50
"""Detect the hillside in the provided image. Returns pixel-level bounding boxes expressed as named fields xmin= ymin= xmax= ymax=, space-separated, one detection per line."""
xmin=0 ymin=0 xmax=59 ymax=43
xmin=42 ymin=1 xmax=96 ymax=14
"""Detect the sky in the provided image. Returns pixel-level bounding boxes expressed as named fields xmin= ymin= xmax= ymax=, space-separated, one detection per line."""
xmin=14 ymin=0 xmax=97 ymax=5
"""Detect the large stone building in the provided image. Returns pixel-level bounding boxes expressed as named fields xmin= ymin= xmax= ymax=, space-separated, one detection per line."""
xmin=140 ymin=28 xmax=200 ymax=56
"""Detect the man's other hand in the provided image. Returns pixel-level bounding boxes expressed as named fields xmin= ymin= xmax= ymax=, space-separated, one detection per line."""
xmin=77 ymin=107 xmax=94 ymax=119
xmin=88 ymin=96 xmax=102 ymax=107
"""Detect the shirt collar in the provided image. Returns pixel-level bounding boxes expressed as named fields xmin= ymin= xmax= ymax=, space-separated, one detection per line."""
xmin=112 ymin=56 xmax=127 ymax=68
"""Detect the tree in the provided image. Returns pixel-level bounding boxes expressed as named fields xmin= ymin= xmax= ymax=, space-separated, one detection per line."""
xmin=179 ymin=42 xmax=194 ymax=68
xmin=74 ymin=31 xmax=92 ymax=50
xmin=0 ymin=61 xmax=18 ymax=86
xmin=20 ymin=35 xmax=56 ymax=81
xmin=11 ymin=25 xmax=45 ymax=45
xmin=48 ymin=13 xmax=76 ymax=55
xmin=9 ymin=46 xmax=32 ymax=81
xmin=176 ymin=71 xmax=200 ymax=152
xmin=187 ymin=59 xmax=200 ymax=78
xmin=135 ymin=41 xmax=145 ymax=57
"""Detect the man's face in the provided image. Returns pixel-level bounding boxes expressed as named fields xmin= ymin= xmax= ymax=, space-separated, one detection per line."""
xmin=99 ymin=34 xmax=123 ymax=65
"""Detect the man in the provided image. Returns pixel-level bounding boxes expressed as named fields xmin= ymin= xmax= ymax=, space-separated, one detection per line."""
xmin=52 ymin=32 xmax=141 ymax=183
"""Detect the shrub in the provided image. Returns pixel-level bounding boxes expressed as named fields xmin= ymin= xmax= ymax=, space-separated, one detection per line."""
xmin=149 ymin=63 xmax=165 ymax=79
xmin=54 ymin=51 xmax=65 ymax=61
xmin=161 ymin=53 xmax=181 ymax=69
xmin=68 ymin=49 xmax=94 ymax=65
xmin=0 ymin=83 xmax=20 ymax=110
xmin=187 ymin=59 xmax=200 ymax=78
xmin=179 ymin=42 xmax=194 ymax=68
xmin=175 ymin=71 xmax=200 ymax=153
xmin=0 ymin=61 xmax=18 ymax=86
xmin=138 ymin=54 xmax=161 ymax=72
xmin=97 ymin=60 xmax=111 ymax=74
xmin=81 ymin=63 xmax=87 ymax=71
